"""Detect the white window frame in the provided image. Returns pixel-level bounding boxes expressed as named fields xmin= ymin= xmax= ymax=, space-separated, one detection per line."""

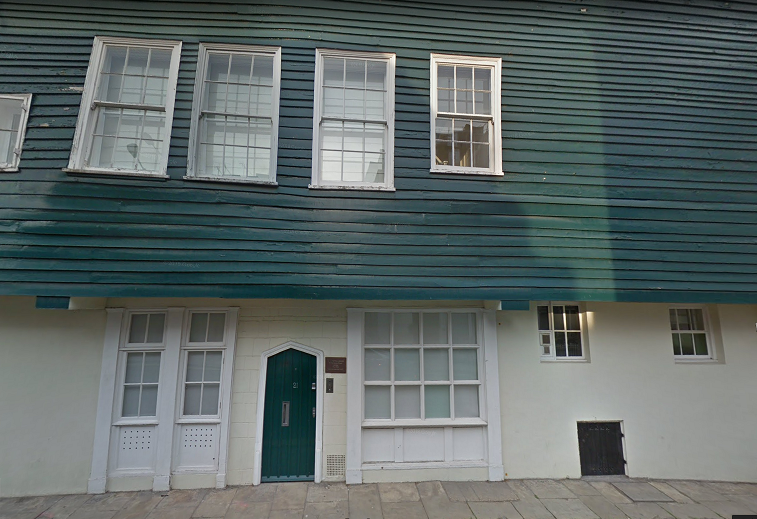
xmin=430 ymin=53 xmax=502 ymax=176
xmin=66 ymin=36 xmax=182 ymax=178
xmin=310 ymin=48 xmax=396 ymax=191
xmin=669 ymin=305 xmax=714 ymax=362
xmin=177 ymin=348 xmax=225 ymax=421
xmin=537 ymin=302 xmax=587 ymax=362
xmin=0 ymin=93 xmax=32 ymax=172
xmin=186 ymin=43 xmax=282 ymax=185
xmin=361 ymin=310 xmax=486 ymax=427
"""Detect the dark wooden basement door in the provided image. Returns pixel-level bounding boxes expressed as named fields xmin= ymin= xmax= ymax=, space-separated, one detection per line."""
xmin=577 ymin=422 xmax=626 ymax=476
xmin=261 ymin=349 xmax=317 ymax=482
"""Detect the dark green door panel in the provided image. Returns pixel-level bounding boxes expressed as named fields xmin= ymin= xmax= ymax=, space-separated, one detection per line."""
xmin=261 ymin=348 xmax=317 ymax=482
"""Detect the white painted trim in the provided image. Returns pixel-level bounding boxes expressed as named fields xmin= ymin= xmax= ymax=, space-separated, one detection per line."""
xmin=482 ymin=310 xmax=504 ymax=481
xmin=152 ymin=307 xmax=183 ymax=491
xmin=0 ymin=93 xmax=32 ymax=172
xmin=187 ymin=44 xmax=282 ymax=182
xmin=88 ymin=308 xmax=124 ymax=494
xmin=253 ymin=340 xmax=324 ymax=485
xmin=537 ymin=301 xmax=589 ymax=362
xmin=216 ymin=307 xmax=238 ymax=487
xmin=310 ymin=48 xmax=396 ymax=190
xmin=362 ymin=460 xmax=488 ymax=471
xmin=67 ymin=36 xmax=182 ymax=176
xmin=346 ymin=308 xmax=364 ymax=484
xmin=429 ymin=53 xmax=503 ymax=176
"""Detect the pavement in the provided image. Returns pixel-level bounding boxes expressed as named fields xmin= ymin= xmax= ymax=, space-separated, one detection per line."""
xmin=2 ymin=478 xmax=757 ymax=519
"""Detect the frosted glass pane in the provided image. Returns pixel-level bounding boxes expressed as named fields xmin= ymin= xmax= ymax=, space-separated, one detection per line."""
xmin=204 ymin=351 xmax=223 ymax=382
xmin=364 ymin=386 xmax=390 ymax=419
xmin=365 ymin=312 xmax=390 ymax=344
xmin=424 ymin=349 xmax=449 ymax=381
xmin=454 ymin=386 xmax=479 ymax=418
xmin=394 ymin=313 xmax=419 ymax=344
xmin=142 ymin=352 xmax=161 ymax=383
xmin=140 ymin=385 xmax=158 ymax=416
xmin=364 ymin=348 xmax=390 ymax=381
xmin=451 ymin=313 xmax=477 ymax=344
xmin=129 ymin=314 xmax=148 ymax=343
xmin=125 ymin=352 xmax=143 ymax=383
xmin=186 ymin=352 xmax=205 ymax=382
xmin=395 ymin=386 xmax=420 ymax=419
xmin=201 ymin=383 xmax=220 ymax=415
xmin=183 ymin=384 xmax=202 ymax=415
xmin=207 ymin=313 xmax=226 ymax=342
xmin=424 ymin=385 xmax=450 ymax=418
xmin=190 ymin=313 xmax=208 ymax=342
xmin=453 ymin=349 xmax=477 ymax=380
xmin=423 ymin=313 xmax=448 ymax=344
xmin=394 ymin=349 xmax=420 ymax=381
xmin=122 ymin=386 xmax=140 ymax=417
xmin=146 ymin=313 xmax=165 ymax=343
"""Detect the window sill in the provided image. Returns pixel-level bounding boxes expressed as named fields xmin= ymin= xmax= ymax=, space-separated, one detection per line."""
xmin=362 ymin=460 xmax=487 ymax=470
xmin=176 ymin=417 xmax=222 ymax=424
xmin=63 ymin=168 xmax=170 ymax=180
xmin=309 ymin=183 xmax=396 ymax=192
xmin=362 ymin=418 xmax=486 ymax=428
xmin=0 ymin=167 xmax=19 ymax=173
xmin=183 ymin=175 xmax=278 ymax=187
xmin=431 ymin=168 xmax=504 ymax=177
xmin=674 ymin=357 xmax=717 ymax=364
xmin=540 ymin=357 xmax=588 ymax=363
xmin=112 ymin=419 xmax=159 ymax=426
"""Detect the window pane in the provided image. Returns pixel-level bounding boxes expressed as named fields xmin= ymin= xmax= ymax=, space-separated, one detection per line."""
xmin=366 ymin=61 xmax=386 ymax=90
xmin=345 ymin=59 xmax=366 ymax=89
xmin=456 ymin=66 xmax=472 ymax=90
xmin=423 ymin=313 xmax=448 ymax=344
xmin=555 ymin=333 xmax=567 ymax=357
xmin=102 ymin=46 xmax=127 ymax=75
xmin=252 ymin=56 xmax=274 ymax=86
xmin=680 ymin=333 xmax=695 ymax=355
xmin=438 ymin=88 xmax=453 ymax=112
xmin=142 ymin=352 xmax=161 ymax=383
xmin=424 ymin=385 xmax=450 ymax=418
xmin=474 ymin=92 xmax=491 ymax=115
xmin=204 ymin=351 xmax=223 ymax=382
xmin=344 ymin=89 xmax=365 ymax=119
xmin=553 ymin=306 xmax=565 ymax=330
xmin=186 ymin=352 xmax=205 ymax=382
xmin=129 ymin=314 xmax=148 ymax=343
xmin=365 ymin=153 xmax=384 ymax=183
xmin=424 ymin=349 xmax=449 ymax=381
xmin=190 ymin=313 xmax=208 ymax=342
xmin=454 ymin=386 xmax=479 ymax=418
xmin=451 ymin=313 xmax=477 ymax=344
xmin=144 ymin=77 xmax=168 ymax=106
xmin=694 ymin=334 xmax=708 ymax=355
xmin=140 ymin=384 xmax=158 ymax=416
xmin=395 ymin=386 xmax=420 ymax=419
xmin=323 ymin=87 xmax=344 ymax=117
xmin=323 ymin=58 xmax=344 ymax=87
xmin=122 ymin=386 xmax=140 ymax=417
xmin=205 ymin=82 xmax=228 ymax=112
xmin=567 ymin=332 xmax=582 ymax=357
xmin=148 ymin=49 xmax=172 ymax=78
xmin=207 ymin=313 xmax=226 ymax=342
xmin=229 ymin=54 xmax=252 ymax=84
xmin=454 ymin=140 xmax=471 ymax=167
xmin=183 ymin=384 xmax=202 ymax=415
xmin=537 ymin=306 xmax=550 ymax=330
xmin=125 ymin=352 xmax=144 ymax=384
xmin=453 ymin=349 xmax=477 ymax=380
xmin=343 ymin=122 xmax=363 ymax=152
xmin=394 ymin=313 xmax=420 ymax=344
xmin=201 ymin=383 xmax=220 ymax=415
xmin=565 ymin=306 xmax=581 ymax=330
xmin=343 ymin=151 xmax=362 ymax=181
xmin=365 ymin=312 xmax=391 ymax=344
xmin=226 ymin=83 xmax=251 ymax=115
xmin=365 ymin=124 xmax=385 ymax=154
xmin=365 ymin=90 xmax=384 ymax=120
xmin=146 ymin=313 xmax=165 ymax=343
xmin=474 ymin=68 xmax=491 ymax=91
xmin=365 ymin=348 xmax=390 ymax=381
xmin=691 ymin=309 xmax=705 ymax=331
xmin=321 ymin=150 xmax=342 ymax=181
xmin=677 ymin=309 xmax=691 ymax=330
xmin=672 ymin=334 xmax=681 ymax=355
xmin=436 ymin=139 xmax=452 ymax=166
xmin=437 ymin=65 xmax=454 ymax=89
xmin=669 ymin=309 xmax=678 ymax=330
xmin=472 ymin=120 xmax=489 ymax=143
xmin=394 ymin=349 xmax=420 ymax=381
xmin=125 ymin=47 xmax=149 ymax=76
xmin=364 ymin=386 xmax=390 ymax=419
xmin=322 ymin=120 xmax=343 ymax=150
xmin=456 ymin=89 xmax=473 ymax=114
xmin=207 ymin=53 xmax=230 ymax=82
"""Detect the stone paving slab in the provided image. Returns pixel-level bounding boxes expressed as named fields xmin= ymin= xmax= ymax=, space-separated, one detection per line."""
xmin=271 ymin=484 xmax=308 ymax=511
xmin=468 ymin=501 xmax=523 ymax=519
xmin=588 ymin=482 xmax=632 ymax=504
xmin=704 ymin=481 xmax=757 ymax=495
xmin=648 ymin=481 xmax=694 ymax=503
xmin=541 ymin=498 xmax=598 ymax=519
xmin=700 ymin=498 xmax=757 ymax=518
xmin=562 ymin=480 xmax=602 ymax=496
xmin=381 ymin=501 xmax=426 ymax=519
xmin=524 ymin=480 xmax=576 ymax=499
xmin=616 ymin=502 xmax=674 ymax=519
xmin=506 ymin=480 xmax=539 ymax=501
xmin=577 ymin=495 xmax=627 ymax=519
xmin=470 ymin=481 xmax=519 ymax=502
xmin=347 ymin=484 xmax=382 ymax=519
xmin=659 ymin=502 xmax=721 ymax=519
xmin=378 ymin=482 xmax=420 ymax=502
xmin=667 ymin=481 xmax=728 ymax=502
xmin=512 ymin=499 xmax=556 ymax=519
xmin=192 ymin=488 xmax=236 ymax=518
xmin=302 ymin=499 xmax=348 ymax=519
xmin=305 ymin=483 xmax=347 ymax=503
xmin=613 ymin=482 xmax=673 ymax=502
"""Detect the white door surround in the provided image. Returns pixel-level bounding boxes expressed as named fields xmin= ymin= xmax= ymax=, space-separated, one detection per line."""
xmin=252 ymin=341 xmax=325 ymax=485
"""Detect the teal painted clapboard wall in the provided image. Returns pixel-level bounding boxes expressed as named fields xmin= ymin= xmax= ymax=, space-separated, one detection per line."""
xmin=1 ymin=0 xmax=757 ymax=302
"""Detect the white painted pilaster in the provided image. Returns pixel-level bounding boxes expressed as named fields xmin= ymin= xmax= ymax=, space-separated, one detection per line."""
xmin=88 ymin=308 xmax=124 ymax=494
xmin=216 ymin=308 xmax=239 ymax=488
xmin=345 ymin=308 xmax=363 ymax=484
xmin=483 ymin=309 xmax=504 ymax=481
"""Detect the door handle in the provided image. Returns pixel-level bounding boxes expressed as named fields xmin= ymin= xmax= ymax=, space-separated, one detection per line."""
xmin=282 ymin=401 xmax=290 ymax=427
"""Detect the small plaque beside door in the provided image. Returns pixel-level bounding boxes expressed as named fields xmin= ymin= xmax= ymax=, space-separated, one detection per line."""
xmin=325 ymin=357 xmax=347 ymax=373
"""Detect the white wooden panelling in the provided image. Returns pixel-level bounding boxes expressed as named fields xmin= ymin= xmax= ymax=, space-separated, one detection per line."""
xmin=453 ymin=427 xmax=485 ymax=461
xmin=115 ymin=426 xmax=156 ymax=471
xmin=174 ymin=424 xmax=219 ymax=471
xmin=482 ymin=310 xmax=504 ymax=481
xmin=362 ymin=429 xmax=394 ymax=462
xmin=403 ymin=428 xmax=444 ymax=462
xmin=346 ymin=309 xmax=364 ymax=483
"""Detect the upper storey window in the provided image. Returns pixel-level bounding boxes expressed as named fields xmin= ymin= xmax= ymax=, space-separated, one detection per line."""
xmin=311 ymin=49 xmax=396 ymax=190
xmin=67 ymin=37 xmax=182 ymax=177
xmin=430 ymin=54 xmax=502 ymax=176
xmin=187 ymin=44 xmax=281 ymax=183
xmin=0 ymin=94 xmax=32 ymax=172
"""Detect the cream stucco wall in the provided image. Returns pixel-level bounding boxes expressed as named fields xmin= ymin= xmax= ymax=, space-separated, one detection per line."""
xmin=0 ymin=296 xmax=106 ymax=497
xmin=498 ymin=302 xmax=757 ymax=482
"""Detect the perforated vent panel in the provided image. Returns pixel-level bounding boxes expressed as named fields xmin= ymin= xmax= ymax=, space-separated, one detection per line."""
xmin=115 ymin=425 xmax=156 ymax=471
xmin=174 ymin=424 xmax=220 ymax=471
xmin=183 ymin=426 xmax=216 ymax=449
xmin=326 ymin=454 xmax=346 ymax=477
xmin=121 ymin=427 xmax=153 ymax=451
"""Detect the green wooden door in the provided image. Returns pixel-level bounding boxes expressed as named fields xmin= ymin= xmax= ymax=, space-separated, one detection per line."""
xmin=261 ymin=349 xmax=317 ymax=482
